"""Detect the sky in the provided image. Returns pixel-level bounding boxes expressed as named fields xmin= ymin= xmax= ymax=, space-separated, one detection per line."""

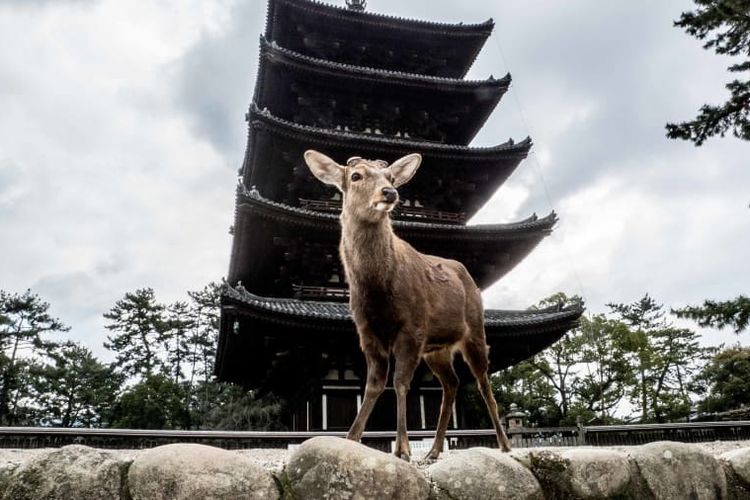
xmin=0 ymin=0 xmax=748 ymax=360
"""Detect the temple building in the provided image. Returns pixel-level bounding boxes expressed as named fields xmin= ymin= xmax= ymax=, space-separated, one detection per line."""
xmin=215 ymin=0 xmax=584 ymax=431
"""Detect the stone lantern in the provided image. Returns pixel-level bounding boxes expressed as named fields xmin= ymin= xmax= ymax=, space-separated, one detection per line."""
xmin=506 ymin=403 xmax=527 ymax=430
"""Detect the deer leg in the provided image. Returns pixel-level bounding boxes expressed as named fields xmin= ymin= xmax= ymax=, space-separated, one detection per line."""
xmin=392 ymin=338 xmax=421 ymax=461
xmin=347 ymin=350 xmax=389 ymax=442
xmin=461 ymin=338 xmax=512 ymax=452
xmin=423 ymin=349 xmax=459 ymax=460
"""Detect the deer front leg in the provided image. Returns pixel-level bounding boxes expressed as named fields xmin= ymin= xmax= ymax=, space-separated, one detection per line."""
xmin=347 ymin=350 xmax=389 ymax=442
xmin=423 ymin=349 xmax=459 ymax=460
xmin=392 ymin=337 xmax=421 ymax=461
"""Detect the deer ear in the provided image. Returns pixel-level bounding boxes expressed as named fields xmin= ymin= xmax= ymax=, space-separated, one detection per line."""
xmin=389 ymin=153 xmax=422 ymax=188
xmin=304 ymin=150 xmax=344 ymax=190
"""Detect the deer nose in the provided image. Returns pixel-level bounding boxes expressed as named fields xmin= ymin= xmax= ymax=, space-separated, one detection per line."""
xmin=382 ymin=187 xmax=398 ymax=204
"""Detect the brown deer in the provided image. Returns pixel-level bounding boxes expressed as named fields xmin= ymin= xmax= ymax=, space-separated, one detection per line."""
xmin=304 ymin=150 xmax=512 ymax=461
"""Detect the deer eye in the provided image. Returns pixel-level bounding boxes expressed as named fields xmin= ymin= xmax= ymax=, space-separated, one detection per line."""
xmin=350 ymin=172 xmax=362 ymax=182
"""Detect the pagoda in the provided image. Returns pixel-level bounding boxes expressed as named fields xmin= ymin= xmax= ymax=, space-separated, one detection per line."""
xmin=215 ymin=0 xmax=583 ymax=431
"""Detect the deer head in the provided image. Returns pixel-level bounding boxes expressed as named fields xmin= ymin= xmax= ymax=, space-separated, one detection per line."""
xmin=304 ymin=150 xmax=422 ymax=223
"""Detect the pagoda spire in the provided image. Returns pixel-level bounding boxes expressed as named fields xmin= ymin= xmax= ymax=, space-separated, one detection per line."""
xmin=345 ymin=0 xmax=366 ymax=11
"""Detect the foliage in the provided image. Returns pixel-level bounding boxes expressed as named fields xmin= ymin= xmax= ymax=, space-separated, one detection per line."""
xmin=32 ymin=342 xmax=123 ymax=427
xmin=0 ymin=290 xmax=68 ymax=425
xmin=693 ymin=345 xmax=750 ymax=413
xmin=103 ymin=288 xmax=166 ymax=379
xmin=201 ymin=384 xmax=286 ymax=431
xmin=673 ymin=295 xmax=750 ymax=334
xmin=666 ymin=0 xmax=750 ymax=145
xmin=110 ymin=374 xmax=189 ymax=429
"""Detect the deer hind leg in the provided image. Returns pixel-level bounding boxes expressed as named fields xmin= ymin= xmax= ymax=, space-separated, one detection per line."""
xmin=460 ymin=337 xmax=512 ymax=452
xmin=347 ymin=350 xmax=389 ymax=442
xmin=423 ymin=348 xmax=459 ymax=460
xmin=392 ymin=336 xmax=421 ymax=461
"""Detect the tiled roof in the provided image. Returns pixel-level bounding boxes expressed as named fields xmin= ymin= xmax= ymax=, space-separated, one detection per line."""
xmin=247 ymin=105 xmax=532 ymax=158
xmin=266 ymin=0 xmax=494 ymax=38
xmin=260 ymin=38 xmax=511 ymax=87
xmin=236 ymin=184 xmax=557 ymax=235
xmin=222 ymin=284 xmax=584 ymax=329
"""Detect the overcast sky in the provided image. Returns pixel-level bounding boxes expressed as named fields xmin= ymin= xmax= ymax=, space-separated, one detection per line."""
xmin=1 ymin=0 xmax=748 ymax=359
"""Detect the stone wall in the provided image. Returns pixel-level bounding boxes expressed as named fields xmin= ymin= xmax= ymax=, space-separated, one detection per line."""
xmin=1 ymin=437 xmax=750 ymax=499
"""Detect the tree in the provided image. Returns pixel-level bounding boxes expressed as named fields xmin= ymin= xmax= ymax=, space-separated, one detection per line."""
xmin=202 ymin=384 xmax=286 ymax=431
xmin=526 ymin=293 xmax=587 ymax=424
xmin=32 ymin=342 xmax=123 ymax=427
xmin=103 ymin=288 xmax=166 ymax=380
xmin=0 ymin=289 xmax=68 ymax=425
xmin=608 ymin=294 xmax=711 ymax=422
xmin=666 ymin=0 xmax=750 ymax=145
xmin=576 ymin=314 xmax=631 ymax=423
xmin=673 ymin=295 xmax=750 ymax=334
xmin=162 ymin=301 xmax=194 ymax=385
xmin=110 ymin=374 xmax=188 ymax=429
xmin=694 ymin=345 xmax=750 ymax=412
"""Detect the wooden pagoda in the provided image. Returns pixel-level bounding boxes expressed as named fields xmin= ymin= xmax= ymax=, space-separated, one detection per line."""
xmin=216 ymin=0 xmax=583 ymax=431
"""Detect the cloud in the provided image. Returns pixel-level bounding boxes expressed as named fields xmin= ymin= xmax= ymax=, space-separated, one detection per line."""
xmin=0 ymin=0 xmax=747 ymax=359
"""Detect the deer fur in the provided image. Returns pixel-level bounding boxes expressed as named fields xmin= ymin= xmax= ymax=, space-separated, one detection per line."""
xmin=304 ymin=150 xmax=511 ymax=460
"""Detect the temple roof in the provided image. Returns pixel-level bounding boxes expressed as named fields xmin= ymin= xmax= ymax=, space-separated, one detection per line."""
xmin=227 ymin=186 xmax=556 ymax=296
xmin=242 ymin=106 xmax=531 ymax=217
xmin=265 ymin=0 xmax=493 ymax=77
xmin=215 ymin=284 xmax=584 ymax=391
xmin=254 ymin=39 xmax=510 ymax=144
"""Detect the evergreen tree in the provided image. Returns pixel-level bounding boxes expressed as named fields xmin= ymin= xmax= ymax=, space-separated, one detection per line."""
xmin=666 ymin=0 xmax=750 ymax=145
xmin=110 ymin=374 xmax=188 ymax=429
xmin=32 ymin=342 xmax=123 ymax=427
xmin=0 ymin=289 xmax=68 ymax=425
xmin=693 ymin=345 xmax=750 ymax=412
xmin=576 ymin=314 xmax=631 ymax=423
xmin=673 ymin=295 xmax=750 ymax=334
xmin=103 ymin=288 xmax=166 ymax=380
xmin=162 ymin=301 xmax=194 ymax=385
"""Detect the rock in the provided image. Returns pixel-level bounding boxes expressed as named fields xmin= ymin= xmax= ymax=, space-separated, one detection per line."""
xmin=628 ymin=441 xmax=728 ymax=500
xmin=428 ymin=447 xmax=543 ymax=500
xmin=2 ymin=444 xmax=130 ymax=500
xmin=721 ymin=448 xmax=750 ymax=486
xmin=285 ymin=436 xmax=429 ymax=500
xmin=558 ymin=448 xmax=631 ymax=498
xmin=127 ymin=443 xmax=277 ymax=500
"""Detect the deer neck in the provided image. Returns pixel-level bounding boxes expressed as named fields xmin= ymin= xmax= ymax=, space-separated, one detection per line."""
xmin=340 ymin=213 xmax=396 ymax=286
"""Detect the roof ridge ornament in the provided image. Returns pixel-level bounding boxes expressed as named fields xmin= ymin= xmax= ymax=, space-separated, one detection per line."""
xmin=345 ymin=0 xmax=366 ymax=12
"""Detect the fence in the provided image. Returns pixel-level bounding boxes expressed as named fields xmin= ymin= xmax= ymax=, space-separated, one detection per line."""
xmin=1 ymin=421 xmax=749 ymax=450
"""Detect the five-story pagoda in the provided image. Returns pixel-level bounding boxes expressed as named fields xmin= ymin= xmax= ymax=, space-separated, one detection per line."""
xmin=216 ymin=0 xmax=583 ymax=431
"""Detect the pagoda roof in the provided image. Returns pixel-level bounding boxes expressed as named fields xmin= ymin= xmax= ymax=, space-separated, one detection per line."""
xmin=227 ymin=186 xmax=555 ymax=296
xmin=242 ymin=106 xmax=532 ymax=217
xmin=254 ymin=38 xmax=510 ymax=144
xmin=265 ymin=0 xmax=493 ymax=78
xmin=215 ymin=284 xmax=584 ymax=391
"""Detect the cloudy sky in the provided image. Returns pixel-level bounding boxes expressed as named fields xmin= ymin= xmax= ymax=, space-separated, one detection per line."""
xmin=1 ymin=0 xmax=747 ymax=359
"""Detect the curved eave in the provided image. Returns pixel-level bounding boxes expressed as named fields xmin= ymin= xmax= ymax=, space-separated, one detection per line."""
xmin=266 ymin=0 xmax=494 ymax=37
xmin=215 ymin=286 xmax=584 ymax=386
xmin=222 ymin=285 xmax=583 ymax=329
xmin=265 ymin=0 xmax=493 ymax=78
xmin=246 ymin=105 xmax=532 ymax=159
xmin=227 ymin=187 xmax=555 ymax=292
xmin=242 ymin=106 xmax=531 ymax=218
xmin=260 ymin=37 xmax=510 ymax=88
xmin=237 ymin=186 xmax=555 ymax=235
xmin=254 ymin=39 xmax=510 ymax=145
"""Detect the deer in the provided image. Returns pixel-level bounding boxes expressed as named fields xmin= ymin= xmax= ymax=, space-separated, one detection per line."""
xmin=303 ymin=150 xmax=512 ymax=461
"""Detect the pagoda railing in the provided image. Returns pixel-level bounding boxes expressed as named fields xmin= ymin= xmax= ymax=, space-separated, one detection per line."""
xmin=2 ymin=422 xmax=749 ymax=450
xmin=292 ymin=284 xmax=349 ymax=300
xmin=299 ymin=198 xmax=466 ymax=224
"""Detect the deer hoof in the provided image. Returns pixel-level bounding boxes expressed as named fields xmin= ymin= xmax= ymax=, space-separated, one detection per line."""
xmin=424 ymin=450 xmax=441 ymax=461
xmin=397 ymin=452 xmax=411 ymax=462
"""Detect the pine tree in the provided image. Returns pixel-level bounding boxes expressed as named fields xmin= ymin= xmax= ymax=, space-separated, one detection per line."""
xmin=103 ymin=288 xmax=166 ymax=380
xmin=673 ymin=295 xmax=750 ymax=334
xmin=666 ymin=0 xmax=750 ymax=145
xmin=0 ymin=289 xmax=68 ymax=424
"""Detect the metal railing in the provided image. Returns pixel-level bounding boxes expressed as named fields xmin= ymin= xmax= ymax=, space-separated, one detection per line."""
xmin=1 ymin=421 xmax=749 ymax=450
